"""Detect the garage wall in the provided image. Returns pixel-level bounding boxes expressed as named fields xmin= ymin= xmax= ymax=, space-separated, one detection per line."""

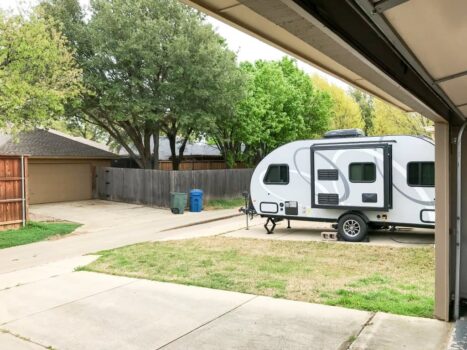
xmin=29 ymin=159 xmax=111 ymax=204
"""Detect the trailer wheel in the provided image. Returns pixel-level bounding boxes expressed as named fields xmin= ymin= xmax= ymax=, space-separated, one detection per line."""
xmin=338 ymin=214 xmax=368 ymax=242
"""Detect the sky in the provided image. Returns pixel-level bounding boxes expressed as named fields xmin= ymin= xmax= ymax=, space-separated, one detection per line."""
xmin=1 ymin=0 xmax=349 ymax=89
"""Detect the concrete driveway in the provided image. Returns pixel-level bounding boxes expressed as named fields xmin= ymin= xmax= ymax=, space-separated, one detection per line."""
xmin=0 ymin=200 xmax=451 ymax=349
xmin=227 ymin=217 xmax=435 ymax=247
xmin=1 ymin=200 xmax=244 ymax=274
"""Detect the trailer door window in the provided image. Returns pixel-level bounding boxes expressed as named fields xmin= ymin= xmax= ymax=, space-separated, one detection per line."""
xmin=349 ymin=163 xmax=376 ymax=183
xmin=407 ymin=162 xmax=434 ymax=187
xmin=264 ymin=164 xmax=289 ymax=184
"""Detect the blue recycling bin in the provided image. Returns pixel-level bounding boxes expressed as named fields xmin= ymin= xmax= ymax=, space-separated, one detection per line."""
xmin=190 ymin=189 xmax=203 ymax=212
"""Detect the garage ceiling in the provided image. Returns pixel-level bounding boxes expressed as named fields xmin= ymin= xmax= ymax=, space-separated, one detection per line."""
xmin=384 ymin=0 xmax=467 ymax=118
xmin=183 ymin=0 xmax=467 ymax=124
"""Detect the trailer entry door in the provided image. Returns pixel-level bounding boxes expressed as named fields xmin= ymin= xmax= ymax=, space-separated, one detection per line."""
xmin=311 ymin=143 xmax=392 ymax=211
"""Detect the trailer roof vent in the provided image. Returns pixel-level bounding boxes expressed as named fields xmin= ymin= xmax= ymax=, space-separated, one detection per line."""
xmin=323 ymin=129 xmax=365 ymax=139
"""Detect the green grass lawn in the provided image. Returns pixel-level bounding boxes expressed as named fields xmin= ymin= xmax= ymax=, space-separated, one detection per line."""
xmin=83 ymin=237 xmax=435 ymax=318
xmin=0 ymin=221 xmax=81 ymax=249
xmin=205 ymin=198 xmax=245 ymax=210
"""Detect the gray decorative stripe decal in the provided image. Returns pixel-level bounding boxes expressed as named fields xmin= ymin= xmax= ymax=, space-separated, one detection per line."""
xmin=293 ymin=146 xmax=350 ymax=202
xmin=375 ymin=137 xmax=434 ymax=206
xmin=294 ymin=141 xmax=434 ymax=207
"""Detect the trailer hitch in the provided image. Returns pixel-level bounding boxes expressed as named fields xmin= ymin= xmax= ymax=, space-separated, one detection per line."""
xmin=239 ymin=191 xmax=256 ymax=230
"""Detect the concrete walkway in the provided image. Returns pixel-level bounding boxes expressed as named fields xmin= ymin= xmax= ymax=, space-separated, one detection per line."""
xmin=0 ymin=259 xmax=452 ymax=350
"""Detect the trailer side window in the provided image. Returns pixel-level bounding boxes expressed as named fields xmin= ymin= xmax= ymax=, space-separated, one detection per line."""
xmin=349 ymin=163 xmax=376 ymax=183
xmin=407 ymin=162 xmax=434 ymax=187
xmin=264 ymin=164 xmax=289 ymax=184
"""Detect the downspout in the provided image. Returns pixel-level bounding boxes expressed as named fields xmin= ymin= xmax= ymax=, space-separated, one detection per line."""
xmin=20 ymin=155 xmax=26 ymax=227
xmin=455 ymin=122 xmax=467 ymax=319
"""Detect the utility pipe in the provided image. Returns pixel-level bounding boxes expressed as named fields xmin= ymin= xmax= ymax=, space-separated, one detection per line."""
xmin=20 ymin=155 xmax=26 ymax=227
xmin=455 ymin=122 xmax=467 ymax=319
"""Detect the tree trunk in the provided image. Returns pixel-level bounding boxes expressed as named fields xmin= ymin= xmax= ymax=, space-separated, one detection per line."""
xmin=167 ymin=134 xmax=179 ymax=170
xmin=152 ymin=128 xmax=160 ymax=170
xmin=141 ymin=129 xmax=152 ymax=169
xmin=172 ymin=157 xmax=181 ymax=171
xmin=177 ymin=139 xmax=188 ymax=169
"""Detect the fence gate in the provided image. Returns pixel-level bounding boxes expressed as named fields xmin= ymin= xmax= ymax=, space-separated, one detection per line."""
xmin=0 ymin=155 xmax=28 ymax=230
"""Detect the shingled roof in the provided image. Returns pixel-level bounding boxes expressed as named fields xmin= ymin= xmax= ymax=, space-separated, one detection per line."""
xmin=0 ymin=129 xmax=117 ymax=159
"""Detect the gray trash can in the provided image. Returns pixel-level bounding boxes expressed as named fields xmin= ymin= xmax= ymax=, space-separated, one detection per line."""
xmin=170 ymin=192 xmax=187 ymax=214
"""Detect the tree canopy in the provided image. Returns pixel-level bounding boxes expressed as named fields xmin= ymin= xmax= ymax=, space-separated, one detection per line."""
xmin=349 ymin=88 xmax=374 ymax=135
xmin=216 ymin=58 xmax=332 ymax=165
xmin=41 ymin=0 xmax=244 ymax=169
xmin=311 ymin=75 xmax=364 ymax=131
xmin=0 ymin=10 xmax=82 ymax=131
xmin=4 ymin=0 xmax=433 ymax=170
xmin=369 ymin=99 xmax=432 ymax=137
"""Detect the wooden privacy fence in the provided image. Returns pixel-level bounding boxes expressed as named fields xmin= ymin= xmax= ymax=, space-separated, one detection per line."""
xmin=158 ymin=160 xmax=227 ymax=171
xmin=158 ymin=160 xmax=248 ymax=171
xmin=0 ymin=155 xmax=28 ymax=230
xmin=96 ymin=167 xmax=254 ymax=207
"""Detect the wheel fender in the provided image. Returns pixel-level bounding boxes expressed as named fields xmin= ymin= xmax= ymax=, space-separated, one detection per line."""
xmin=338 ymin=211 xmax=370 ymax=223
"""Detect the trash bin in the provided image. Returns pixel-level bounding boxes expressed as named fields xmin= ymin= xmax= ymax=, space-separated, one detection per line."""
xmin=170 ymin=192 xmax=187 ymax=214
xmin=190 ymin=189 xmax=203 ymax=212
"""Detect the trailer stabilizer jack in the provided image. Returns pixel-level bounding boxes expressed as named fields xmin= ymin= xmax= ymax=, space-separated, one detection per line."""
xmin=264 ymin=217 xmax=276 ymax=234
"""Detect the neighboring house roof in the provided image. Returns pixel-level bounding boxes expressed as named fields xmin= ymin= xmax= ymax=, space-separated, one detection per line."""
xmin=118 ymin=136 xmax=221 ymax=160
xmin=0 ymin=129 xmax=117 ymax=159
xmin=0 ymin=134 xmax=11 ymax=148
xmin=159 ymin=137 xmax=221 ymax=160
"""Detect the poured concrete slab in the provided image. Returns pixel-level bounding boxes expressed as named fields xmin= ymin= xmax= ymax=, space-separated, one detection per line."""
xmin=0 ymin=271 xmax=133 ymax=324
xmin=0 ymin=255 xmax=98 ymax=291
xmin=0 ymin=332 xmax=44 ymax=350
xmin=448 ymin=319 xmax=467 ymax=350
xmin=350 ymin=312 xmax=452 ymax=350
xmin=225 ymin=220 xmax=434 ymax=247
xmin=3 ymin=274 xmax=254 ymax=350
xmin=1 ymin=269 xmax=453 ymax=350
xmin=1 ymin=200 xmax=243 ymax=275
xmin=163 ymin=296 xmax=371 ymax=350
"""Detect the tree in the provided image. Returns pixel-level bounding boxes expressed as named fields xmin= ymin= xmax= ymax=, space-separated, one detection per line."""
xmin=311 ymin=76 xmax=365 ymax=131
xmin=41 ymin=0 xmax=243 ymax=169
xmin=0 ymin=10 xmax=81 ymax=131
xmin=369 ymin=99 xmax=433 ymax=137
xmin=214 ymin=58 xmax=331 ymax=165
xmin=349 ymin=88 xmax=374 ymax=135
xmin=51 ymin=118 xmax=111 ymax=143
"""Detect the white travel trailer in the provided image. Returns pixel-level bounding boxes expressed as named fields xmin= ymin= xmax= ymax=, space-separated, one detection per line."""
xmin=248 ymin=129 xmax=435 ymax=242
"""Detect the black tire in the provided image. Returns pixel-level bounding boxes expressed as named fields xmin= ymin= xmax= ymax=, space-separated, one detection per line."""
xmin=338 ymin=214 xmax=368 ymax=242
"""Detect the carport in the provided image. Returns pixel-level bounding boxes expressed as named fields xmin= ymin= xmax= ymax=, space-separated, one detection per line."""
xmin=182 ymin=0 xmax=467 ymax=321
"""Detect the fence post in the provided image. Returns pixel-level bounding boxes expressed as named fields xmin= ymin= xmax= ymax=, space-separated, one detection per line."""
xmin=170 ymin=170 xmax=175 ymax=194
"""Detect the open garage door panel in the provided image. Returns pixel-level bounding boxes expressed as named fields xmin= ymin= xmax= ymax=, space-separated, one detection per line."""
xmin=29 ymin=163 xmax=92 ymax=204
